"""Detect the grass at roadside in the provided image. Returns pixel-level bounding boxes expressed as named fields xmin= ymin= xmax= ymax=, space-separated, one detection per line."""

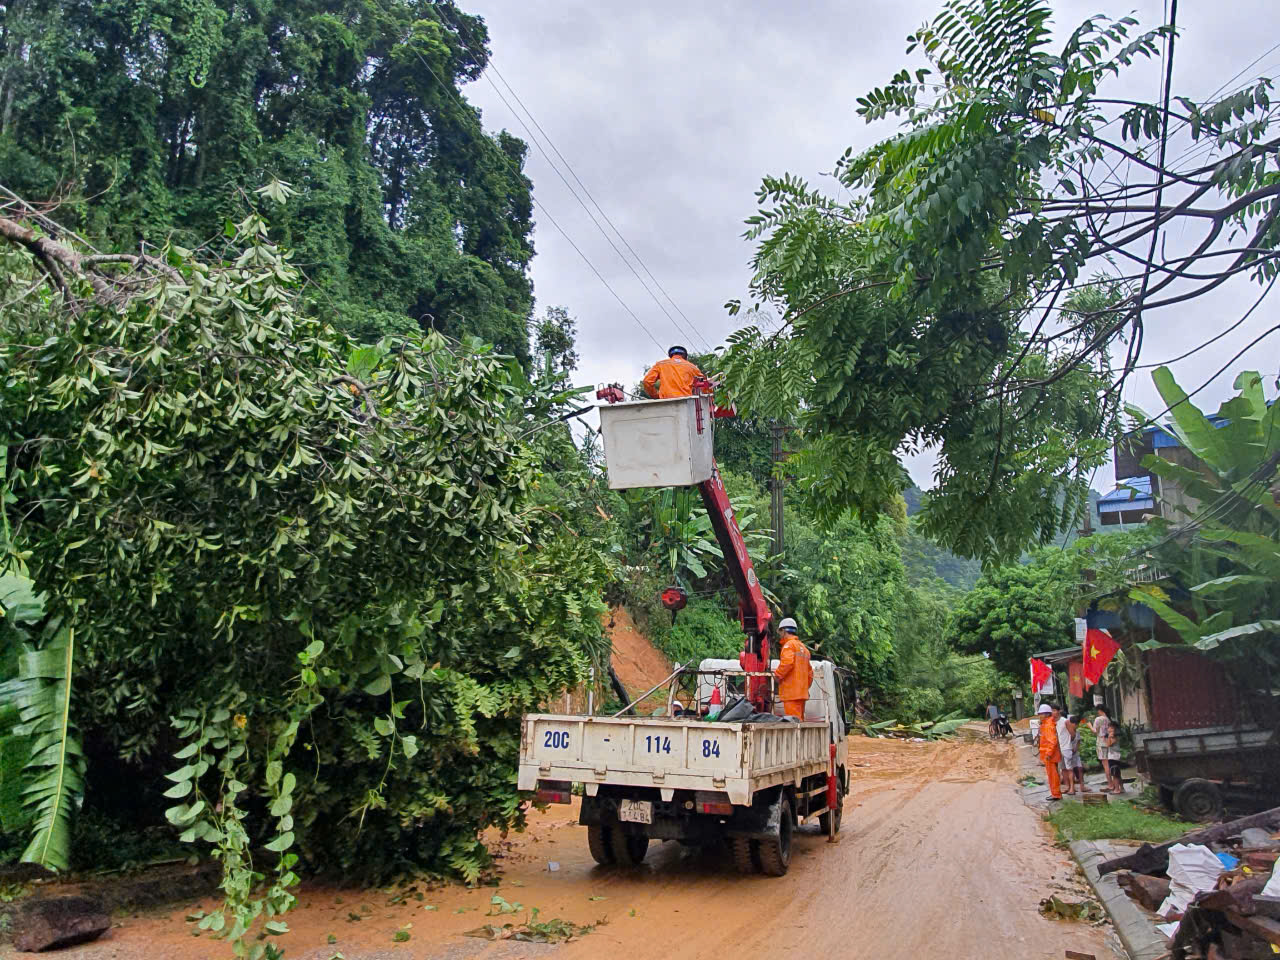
xmin=1047 ymin=796 xmax=1197 ymax=844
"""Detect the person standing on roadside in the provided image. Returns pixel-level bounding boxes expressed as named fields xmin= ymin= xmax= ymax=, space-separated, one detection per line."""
xmin=1056 ymin=709 xmax=1077 ymax=795
xmin=1037 ymin=702 xmax=1063 ymax=800
xmin=1062 ymin=715 xmax=1090 ymax=795
xmin=1092 ymin=706 xmax=1123 ymax=794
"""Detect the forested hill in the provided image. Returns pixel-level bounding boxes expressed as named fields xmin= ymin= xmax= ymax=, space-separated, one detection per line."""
xmin=0 ymin=0 xmax=534 ymax=356
xmin=900 ymin=485 xmax=1104 ymax=588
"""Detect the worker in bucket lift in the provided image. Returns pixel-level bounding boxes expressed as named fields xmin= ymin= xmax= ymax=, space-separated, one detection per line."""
xmin=773 ymin=617 xmax=813 ymax=719
xmin=642 ymin=345 xmax=705 ymax=399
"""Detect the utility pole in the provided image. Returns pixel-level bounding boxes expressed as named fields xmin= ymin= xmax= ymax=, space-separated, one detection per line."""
xmin=769 ymin=422 xmax=785 ymax=559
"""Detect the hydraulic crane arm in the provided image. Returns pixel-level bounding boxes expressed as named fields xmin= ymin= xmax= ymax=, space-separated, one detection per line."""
xmin=698 ymin=464 xmax=774 ymax=710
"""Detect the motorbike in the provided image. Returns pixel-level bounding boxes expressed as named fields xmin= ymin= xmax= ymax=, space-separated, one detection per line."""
xmin=989 ymin=713 xmax=1013 ymax=739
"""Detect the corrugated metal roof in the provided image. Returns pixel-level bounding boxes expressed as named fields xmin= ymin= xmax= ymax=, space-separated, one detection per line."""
xmin=1098 ymin=477 xmax=1154 ymax=513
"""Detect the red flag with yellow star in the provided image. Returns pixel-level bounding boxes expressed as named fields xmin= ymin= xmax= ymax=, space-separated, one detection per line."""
xmin=1082 ymin=628 xmax=1120 ymax=686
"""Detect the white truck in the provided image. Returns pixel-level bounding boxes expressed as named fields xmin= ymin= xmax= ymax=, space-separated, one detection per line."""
xmin=517 ymin=658 xmax=849 ymax=876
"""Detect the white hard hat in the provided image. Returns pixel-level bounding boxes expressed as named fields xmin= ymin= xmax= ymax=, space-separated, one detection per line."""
xmin=778 ymin=617 xmax=798 ymax=634
xmin=1037 ymin=703 xmax=1053 ymax=715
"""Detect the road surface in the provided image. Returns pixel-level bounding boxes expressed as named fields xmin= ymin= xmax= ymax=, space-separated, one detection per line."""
xmin=27 ymin=735 xmax=1118 ymax=960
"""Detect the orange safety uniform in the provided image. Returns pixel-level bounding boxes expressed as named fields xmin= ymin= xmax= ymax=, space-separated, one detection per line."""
xmin=774 ymin=634 xmax=813 ymax=719
xmin=642 ymin=355 xmax=705 ymax=399
xmin=1038 ymin=713 xmax=1063 ymax=799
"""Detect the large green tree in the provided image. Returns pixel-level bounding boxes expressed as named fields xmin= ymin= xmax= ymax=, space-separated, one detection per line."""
xmin=948 ymin=550 xmax=1074 ymax=677
xmin=720 ymin=0 xmax=1279 ymax=561
xmin=0 ymin=0 xmax=534 ymax=356
xmin=0 ymin=192 xmax=609 ymax=954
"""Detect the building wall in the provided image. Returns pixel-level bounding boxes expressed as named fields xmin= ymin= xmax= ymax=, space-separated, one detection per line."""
xmin=1114 ymin=433 xmax=1155 ymax=480
xmin=1153 ymin=447 xmax=1204 ymax=518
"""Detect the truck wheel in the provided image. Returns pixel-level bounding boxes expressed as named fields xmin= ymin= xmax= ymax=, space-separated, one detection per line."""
xmin=587 ymin=823 xmax=616 ymax=866
xmin=757 ymin=794 xmax=793 ymax=877
xmin=1174 ymin=779 xmax=1224 ymax=822
xmin=610 ymin=827 xmax=649 ymax=866
xmin=731 ymin=836 xmax=759 ymax=874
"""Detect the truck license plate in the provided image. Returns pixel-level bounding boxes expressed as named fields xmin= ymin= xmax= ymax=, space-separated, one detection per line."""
xmin=619 ymin=800 xmax=653 ymax=824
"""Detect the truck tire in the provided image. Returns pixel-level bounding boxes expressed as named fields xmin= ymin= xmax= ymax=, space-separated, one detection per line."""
xmin=1174 ymin=778 xmax=1224 ymax=822
xmin=731 ymin=836 xmax=759 ymax=874
xmin=610 ymin=827 xmax=649 ymax=866
xmin=757 ymin=794 xmax=793 ymax=877
xmin=587 ymin=823 xmax=615 ymax=866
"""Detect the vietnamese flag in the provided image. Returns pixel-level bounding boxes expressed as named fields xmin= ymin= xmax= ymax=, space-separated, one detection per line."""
xmin=1082 ymin=628 xmax=1120 ymax=686
xmin=1030 ymin=658 xmax=1052 ymax=693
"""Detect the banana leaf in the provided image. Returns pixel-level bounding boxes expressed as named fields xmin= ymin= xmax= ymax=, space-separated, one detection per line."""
xmin=12 ymin=627 xmax=84 ymax=871
xmin=926 ymin=718 xmax=973 ymax=738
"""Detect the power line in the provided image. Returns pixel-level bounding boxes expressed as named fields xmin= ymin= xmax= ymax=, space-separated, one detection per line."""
xmin=475 ymin=66 xmax=706 ymax=352
xmin=1134 ymin=273 xmax=1276 ymax=369
xmin=369 ymin=0 xmax=666 ymax=353
xmin=434 ymin=8 xmax=710 ymax=354
xmin=482 ymin=63 xmax=712 ymax=353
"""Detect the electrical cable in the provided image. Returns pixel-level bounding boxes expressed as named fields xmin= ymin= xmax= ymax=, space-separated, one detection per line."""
xmin=474 ymin=67 xmax=706 ymax=352
xmin=1133 ymin=273 xmax=1276 ymax=369
xmin=481 ymin=62 xmax=712 ymax=353
xmin=434 ymin=7 xmax=710 ymax=354
xmin=370 ymin=0 xmax=667 ymax=352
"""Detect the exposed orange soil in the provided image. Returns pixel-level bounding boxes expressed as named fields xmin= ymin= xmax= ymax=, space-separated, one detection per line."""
xmin=22 ymin=736 xmax=1116 ymax=960
xmin=604 ymin=606 xmax=672 ymax=695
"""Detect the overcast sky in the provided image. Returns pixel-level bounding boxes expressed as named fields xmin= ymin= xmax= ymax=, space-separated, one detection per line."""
xmin=460 ymin=0 xmax=1279 ymax=493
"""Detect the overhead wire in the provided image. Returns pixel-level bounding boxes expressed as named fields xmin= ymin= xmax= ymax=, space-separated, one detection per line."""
xmin=475 ymin=66 xmax=708 ymax=353
xmin=434 ymin=7 xmax=711 ymax=354
xmin=370 ymin=0 xmax=667 ymax=353
xmin=480 ymin=60 xmax=712 ymax=353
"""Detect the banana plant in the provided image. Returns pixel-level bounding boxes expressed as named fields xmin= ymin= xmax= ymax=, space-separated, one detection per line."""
xmin=1125 ymin=368 xmax=1280 ymax=657
xmin=10 ymin=625 xmax=84 ymax=871
xmin=1 ymin=443 xmax=82 ymax=870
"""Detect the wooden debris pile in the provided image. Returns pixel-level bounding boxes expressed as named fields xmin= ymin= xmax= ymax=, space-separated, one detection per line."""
xmin=1099 ymin=806 xmax=1280 ymax=959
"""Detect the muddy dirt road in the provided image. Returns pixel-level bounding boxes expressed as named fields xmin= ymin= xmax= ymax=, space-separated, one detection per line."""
xmin=28 ymin=736 xmax=1116 ymax=960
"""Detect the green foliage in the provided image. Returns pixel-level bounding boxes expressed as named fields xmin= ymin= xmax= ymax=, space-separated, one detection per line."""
xmin=893 ymin=579 xmax=1007 ymax=721
xmin=948 ymin=551 xmax=1074 ymax=677
xmin=721 ymin=0 xmax=1279 ymax=562
xmin=775 ymin=513 xmax=907 ymax=699
xmin=1 ymin=194 xmax=610 ymax=952
xmin=531 ymin=307 xmax=580 ymax=376
xmin=0 ymin=0 xmax=535 ymax=357
xmin=10 ymin=628 xmax=83 ymax=872
xmin=651 ymin=599 xmax=746 ymax=666
xmin=1123 ymin=369 xmax=1280 ymax=671
xmin=900 ymin=517 xmax=982 ymax=590
xmin=1047 ymin=798 xmax=1195 ymax=844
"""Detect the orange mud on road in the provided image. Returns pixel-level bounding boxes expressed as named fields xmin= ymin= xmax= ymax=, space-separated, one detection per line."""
xmin=25 ymin=736 xmax=1116 ymax=960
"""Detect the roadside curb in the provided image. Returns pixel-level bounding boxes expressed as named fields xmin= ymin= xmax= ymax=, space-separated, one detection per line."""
xmin=1070 ymin=840 xmax=1168 ymax=960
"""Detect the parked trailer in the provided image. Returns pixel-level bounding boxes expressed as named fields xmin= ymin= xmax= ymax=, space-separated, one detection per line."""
xmin=1135 ymin=724 xmax=1280 ymax=821
xmin=517 ymin=660 xmax=849 ymax=876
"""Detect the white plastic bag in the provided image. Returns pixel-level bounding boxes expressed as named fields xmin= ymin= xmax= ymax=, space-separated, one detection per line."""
xmin=1262 ymin=866 xmax=1280 ymax=898
xmin=1158 ymin=844 xmax=1224 ymax=919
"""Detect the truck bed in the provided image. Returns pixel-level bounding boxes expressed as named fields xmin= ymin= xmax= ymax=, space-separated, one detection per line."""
xmin=517 ymin=713 xmax=831 ymax=805
xmin=1136 ymin=725 xmax=1280 ymax=785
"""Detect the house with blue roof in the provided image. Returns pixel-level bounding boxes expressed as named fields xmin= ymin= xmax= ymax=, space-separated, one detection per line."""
xmin=1099 ymin=416 xmax=1229 ymax=527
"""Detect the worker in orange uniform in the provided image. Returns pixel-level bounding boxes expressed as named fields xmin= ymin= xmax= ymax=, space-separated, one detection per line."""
xmin=773 ymin=617 xmax=813 ymax=719
xmin=642 ymin=345 xmax=705 ymax=399
xmin=1037 ymin=702 xmax=1063 ymax=801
